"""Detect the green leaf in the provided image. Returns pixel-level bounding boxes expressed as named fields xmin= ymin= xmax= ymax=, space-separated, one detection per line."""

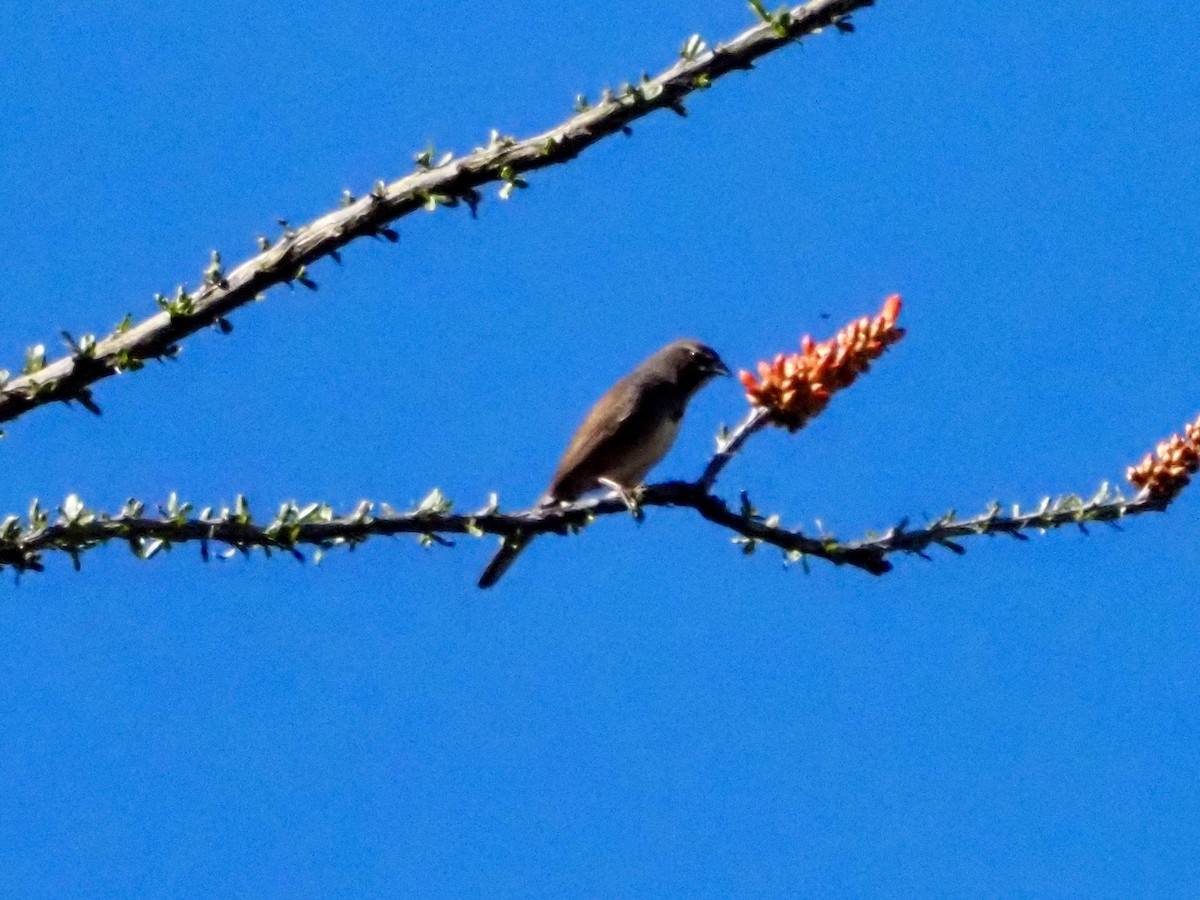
xmin=204 ymin=250 xmax=226 ymax=287
xmin=23 ymin=344 xmax=46 ymax=374
xmin=681 ymin=33 xmax=707 ymax=60
xmin=61 ymin=494 xmax=85 ymax=523
xmin=140 ymin=538 xmax=166 ymax=560
xmin=416 ymin=488 xmax=452 ymax=516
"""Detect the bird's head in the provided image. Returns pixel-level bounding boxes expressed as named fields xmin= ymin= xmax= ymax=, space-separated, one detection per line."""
xmin=655 ymin=339 xmax=730 ymax=393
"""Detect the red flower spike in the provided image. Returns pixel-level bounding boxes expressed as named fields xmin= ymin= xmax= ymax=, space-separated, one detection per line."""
xmin=739 ymin=294 xmax=906 ymax=432
xmin=881 ymin=293 xmax=902 ymax=324
xmin=1128 ymin=410 xmax=1200 ymax=500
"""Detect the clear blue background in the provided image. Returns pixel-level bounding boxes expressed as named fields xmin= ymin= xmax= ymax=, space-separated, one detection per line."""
xmin=1 ymin=1 xmax=1198 ymax=895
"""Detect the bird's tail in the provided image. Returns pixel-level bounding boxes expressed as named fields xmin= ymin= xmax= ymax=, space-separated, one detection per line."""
xmin=477 ymin=534 xmax=531 ymax=589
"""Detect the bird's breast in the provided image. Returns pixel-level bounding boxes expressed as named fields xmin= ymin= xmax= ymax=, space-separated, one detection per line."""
xmin=602 ymin=414 xmax=681 ymax=488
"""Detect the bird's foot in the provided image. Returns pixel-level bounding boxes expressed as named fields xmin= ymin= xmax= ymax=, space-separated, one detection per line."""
xmin=599 ymin=478 xmax=645 ymax=523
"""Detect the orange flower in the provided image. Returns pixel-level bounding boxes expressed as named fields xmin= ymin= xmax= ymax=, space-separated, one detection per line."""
xmin=740 ymin=294 xmax=905 ymax=431
xmin=1127 ymin=414 xmax=1200 ymax=499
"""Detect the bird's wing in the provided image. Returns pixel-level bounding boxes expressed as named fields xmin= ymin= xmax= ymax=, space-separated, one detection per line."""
xmin=544 ymin=373 xmax=668 ymax=501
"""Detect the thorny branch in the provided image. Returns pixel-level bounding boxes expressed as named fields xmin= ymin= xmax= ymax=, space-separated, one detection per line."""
xmin=842 ymin=488 xmax=1169 ymax=563
xmin=2 ymin=305 xmax=1195 ymax=580
xmin=0 ymin=0 xmax=873 ymax=433
xmin=0 ymin=434 xmax=1178 ymax=579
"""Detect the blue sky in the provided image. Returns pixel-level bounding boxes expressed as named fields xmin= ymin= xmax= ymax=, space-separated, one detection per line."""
xmin=1 ymin=0 xmax=1199 ymax=895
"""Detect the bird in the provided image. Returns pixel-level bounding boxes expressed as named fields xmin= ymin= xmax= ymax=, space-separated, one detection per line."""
xmin=478 ymin=339 xmax=730 ymax=588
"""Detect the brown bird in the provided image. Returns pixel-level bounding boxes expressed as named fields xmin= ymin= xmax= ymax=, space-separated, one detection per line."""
xmin=478 ymin=339 xmax=729 ymax=588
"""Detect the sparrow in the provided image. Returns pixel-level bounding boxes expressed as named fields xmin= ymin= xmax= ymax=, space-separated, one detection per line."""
xmin=478 ymin=339 xmax=730 ymax=588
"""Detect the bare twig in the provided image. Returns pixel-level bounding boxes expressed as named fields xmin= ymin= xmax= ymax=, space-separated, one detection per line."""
xmin=699 ymin=406 xmax=772 ymax=489
xmin=0 ymin=0 xmax=874 ymax=431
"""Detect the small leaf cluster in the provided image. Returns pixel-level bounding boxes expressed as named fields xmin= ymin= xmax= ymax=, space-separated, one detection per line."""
xmin=749 ymin=1 xmax=857 ymax=39
xmin=680 ymin=34 xmax=708 ymax=61
xmin=748 ymin=0 xmax=796 ymax=37
xmin=156 ymin=286 xmax=197 ymax=317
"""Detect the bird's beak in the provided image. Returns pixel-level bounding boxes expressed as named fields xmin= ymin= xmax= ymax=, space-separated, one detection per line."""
xmin=710 ymin=356 xmax=731 ymax=377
